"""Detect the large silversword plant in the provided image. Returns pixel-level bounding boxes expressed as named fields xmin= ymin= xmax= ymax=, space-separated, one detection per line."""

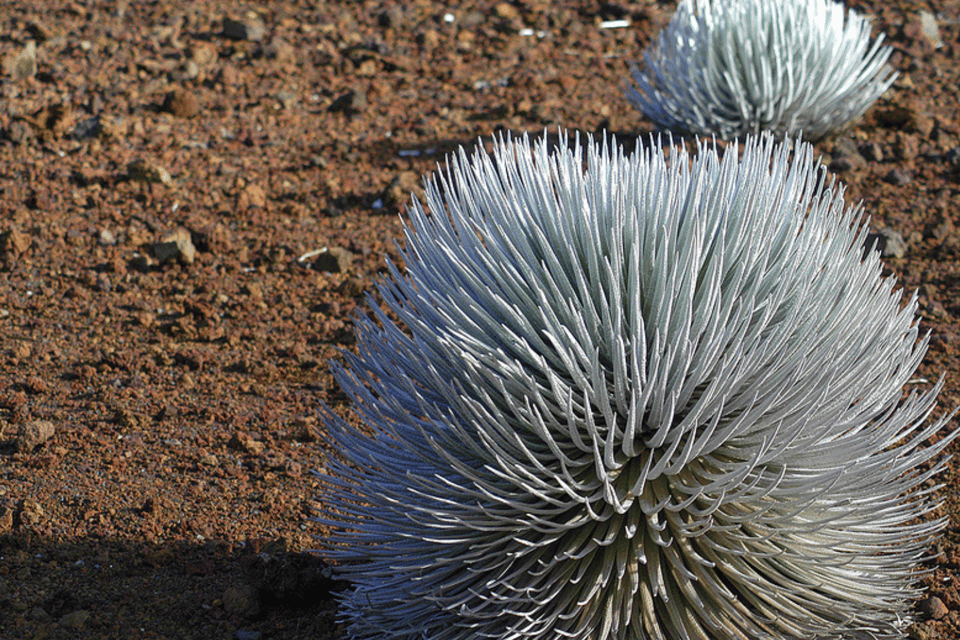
xmin=626 ymin=0 xmax=897 ymax=140
xmin=319 ymin=131 xmax=955 ymax=640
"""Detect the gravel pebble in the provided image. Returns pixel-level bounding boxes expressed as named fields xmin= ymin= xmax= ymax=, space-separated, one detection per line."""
xmin=223 ymin=13 xmax=266 ymax=41
xmin=871 ymin=228 xmax=908 ymax=259
xmin=163 ymin=88 xmax=200 ymax=118
xmin=919 ymin=595 xmax=949 ymax=620
xmin=222 ymin=584 xmax=260 ymax=618
xmin=16 ymin=420 xmax=55 ymax=452
xmin=883 ymin=168 xmax=913 ymax=185
xmin=2 ymin=41 xmax=37 ymax=80
xmin=311 ymin=247 xmax=353 ymax=273
xmin=59 ymin=610 xmax=91 ymax=630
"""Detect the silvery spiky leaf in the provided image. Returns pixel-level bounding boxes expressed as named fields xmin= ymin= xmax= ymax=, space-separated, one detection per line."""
xmin=319 ymin=131 xmax=954 ymax=640
xmin=626 ymin=0 xmax=898 ymax=140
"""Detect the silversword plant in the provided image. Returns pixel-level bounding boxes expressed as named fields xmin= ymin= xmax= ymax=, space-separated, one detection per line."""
xmin=626 ymin=0 xmax=898 ymax=140
xmin=320 ymin=131 xmax=953 ymax=640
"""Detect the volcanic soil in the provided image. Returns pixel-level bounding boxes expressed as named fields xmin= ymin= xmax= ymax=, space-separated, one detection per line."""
xmin=1 ymin=1 xmax=960 ymax=638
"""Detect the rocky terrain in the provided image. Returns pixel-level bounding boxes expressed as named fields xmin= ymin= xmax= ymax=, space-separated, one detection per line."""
xmin=1 ymin=1 xmax=959 ymax=638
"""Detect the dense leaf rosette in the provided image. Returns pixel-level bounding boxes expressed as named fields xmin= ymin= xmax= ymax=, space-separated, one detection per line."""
xmin=319 ymin=131 xmax=953 ymax=640
xmin=626 ymin=0 xmax=897 ymax=140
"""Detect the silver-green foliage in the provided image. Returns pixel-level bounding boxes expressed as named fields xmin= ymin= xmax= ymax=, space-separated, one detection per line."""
xmin=626 ymin=0 xmax=897 ymax=140
xmin=320 ymin=131 xmax=953 ymax=640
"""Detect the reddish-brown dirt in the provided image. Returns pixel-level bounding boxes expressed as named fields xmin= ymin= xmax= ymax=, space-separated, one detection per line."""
xmin=1 ymin=1 xmax=959 ymax=638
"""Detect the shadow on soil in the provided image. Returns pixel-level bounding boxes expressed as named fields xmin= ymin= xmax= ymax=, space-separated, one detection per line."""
xmin=0 ymin=531 xmax=345 ymax=640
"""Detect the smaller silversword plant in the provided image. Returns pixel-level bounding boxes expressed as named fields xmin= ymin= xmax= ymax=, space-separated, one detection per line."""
xmin=319 ymin=130 xmax=954 ymax=640
xmin=626 ymin=0 xmax=898 ymax=140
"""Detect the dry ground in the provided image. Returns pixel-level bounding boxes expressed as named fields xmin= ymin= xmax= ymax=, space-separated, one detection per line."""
xmin=1 ymin=1 xmax=960 ymax=638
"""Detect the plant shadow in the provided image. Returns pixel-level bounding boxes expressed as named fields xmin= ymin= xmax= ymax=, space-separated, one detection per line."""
xmin=0 ymin=531 xmax=344 ymax=640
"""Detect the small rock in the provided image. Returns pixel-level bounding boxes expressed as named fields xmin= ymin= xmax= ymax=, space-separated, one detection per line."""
xmin=866 ymin=228 xmax=907 ymax=259
xmin=229 ymin=432 xmax=265 ymax=455
xmin=860 ymin=142 xmax=884 ymax=163
xmin=883 ymin=168 xmax=912 ymax=186
xmin=919 ymin=596 xmax=949 ymax=620
xmin=931 ymin=219 xmax=954 ymax=244
xmin=311 ymin=247 xmax=353 ymax=273
xmin=190 ymin=221 xmax=233 ymax=255
xmin=163 ymin=88 xmax=200 ymax=118
xmin=242 ymin=282 xmax=263 ymax=299
xmin=223 ymin=13 xmax=266 ymax=41
xmin=222 ymin=584 xmax=260 ymax=618
xmin=219 ymin=63 xmax=239 ymax=86
xmin=275 ymin=89 xmax=298 ymax=110
xmin=172 ymin=60 xmax=201 ymax=81
xmin=944 ymin=147 xmax=960 ymax=172
xmin=27 ymin=606 xmax=50 ymax=621
xmin=4 ymin=120 xmax=35 ymax=145
xmin=95 ymin=273 xmax=112 ymax=292
xmin=328 ymin=90 xmax=367 ymax=115
xmin=12 ymin=343 xmax=31 ymax=361
xmin=909 ymin=622 xmax=935 ymax=640
xmin=140 ymin=497 xmax=164 ymax=518
xmin=291 ymin=418 xmax=318 ymax=442
xmin=147 ymin=228 xmax=196 ymax=266
xmin=237 ymin=183 xmax=267 ymax=209
xmin=2 ymin=41 xmax=37 ymax=80
xmin=115 ymin=408 xmax=149 ymax=429
xmin=266 ymin=38 xmax=295 ymax=64
xmin=461 ymin=11 xmax=485 ymax=28
xmin=918 ymin=11 xmax=944 ymax=49
xmin=925 ymin=299 xmax=950 ymax=321
xmin=384 ymin=171 xmax=423 ymax=209
xmin=827 ymin=157 xmax=856 ymax=173
xmin=123 ymin=432 xmax=147 ymax=448
xmin=25 ymin=20 xmax=56 ymax=43
xmin=494 ymin=2 xmax=521 ymax=20
xmin=98 ymin=229 xmax=116 ymax=246
xmin=829 ymin=137 xmax=867 ymax=172
xmin=895 ymin=74 xmax=914 ymax=91
xmin=419 ymin=29 xmax=440 ymax=51
xmin=0 ymin=227 xmax=31 ymax=260
xmin=59 ymin=610 xmax=90 ymax=630
xmin=378 ymin=6 xmax=405 ymax=29
xmin=127 ymin=160 xmax=172 ymax=185
xmin=20 ymin=498 xmax=44 ymax=526
xmin=99 ymin=115 xmax=129 ymax=140
xmin=913 ymin=112 xmax=935 ymax=138
xmin=191 ymin=42 xmax=218 ymax=66
xmin=236 ymin=630 xmax=262 ymax=640
xmin=0 ymin=506 xmax=13 ymax=533
xmin=24 ymin=102 xmax=74 ymax=139
xmin=70 ymin=116 xmax=102 ymax=140
xmin=895 ymin=133 xmax=919 ymax=162
xmin=16 ymin=420 xmax=55 ymax=452
xmin=337 ymin=276 xmax=366 ymax=298
xmin=156 ymin=403 xmax=181 ymax=421
xmin=24 ymin=376 xmax=48 ymax=394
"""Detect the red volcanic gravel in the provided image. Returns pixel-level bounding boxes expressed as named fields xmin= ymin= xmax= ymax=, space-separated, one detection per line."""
xmin=1 ymin=1 xmax=960 ymax=638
